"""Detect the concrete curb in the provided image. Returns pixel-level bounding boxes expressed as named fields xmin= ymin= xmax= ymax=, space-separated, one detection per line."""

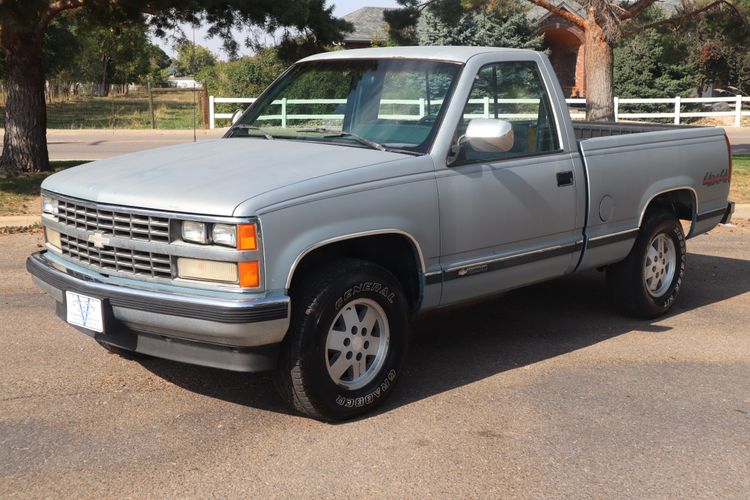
xmin=733 ymin=203 xmax=750 ymax=221
xmin=0 ymin=215 xmax=40 ymax=229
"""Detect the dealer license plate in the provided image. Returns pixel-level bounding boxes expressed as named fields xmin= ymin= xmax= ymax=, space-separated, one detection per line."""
xmin=66 ymin=291 xmax=104 ymax=333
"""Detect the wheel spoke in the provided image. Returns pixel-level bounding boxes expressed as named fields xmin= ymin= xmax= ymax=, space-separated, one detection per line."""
xmin=329 ymin=353 xmax=351 ymax=382
xmin=360 ymin=306 xmax=379 ymax=334
xmin=364 ymin=337 xmax=381 ymax=356
xmin=326 ymin=329 xmax=348 ymax=351
xmin=340 ymin=306 xmax=360 ymax=331
xmin=351 ymin=357 xmax=366 ymax=379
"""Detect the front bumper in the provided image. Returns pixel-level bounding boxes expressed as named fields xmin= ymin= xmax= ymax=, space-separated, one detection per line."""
xmin=26 ymin=251 xmax=290 ymax=372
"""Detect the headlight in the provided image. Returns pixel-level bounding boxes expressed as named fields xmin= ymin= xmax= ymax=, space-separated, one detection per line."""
xmin=42 ymin=196 xmax=58 ymax=215
xmin=181 ymin=221 xmax=208 ymax=244
xmin=211 ymin=224 xmax=236 ymax=247
xmin=182 ymin=221 xmax=258 ymax=249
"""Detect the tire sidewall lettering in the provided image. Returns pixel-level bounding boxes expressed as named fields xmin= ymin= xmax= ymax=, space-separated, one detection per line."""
xmin=335 ymin=369 xmax=397 ymax=408
xmin=334 ymin=281 xmax=396 ymax=311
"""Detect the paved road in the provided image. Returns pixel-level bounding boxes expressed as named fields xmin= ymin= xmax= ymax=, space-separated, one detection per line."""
xmin=43 ymin=130 xmax=224 ymax=160
xmin=728 ymin=127 xmax=750 ymax=154
xmin=1 ymin=224 xmax=749 ymax=497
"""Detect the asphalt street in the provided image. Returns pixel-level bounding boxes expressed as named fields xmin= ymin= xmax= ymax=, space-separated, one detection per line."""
xmin=41 ymin=129 xmax=224 ymax=160
xmin=1 ymin=222 xmax=748 ymax=498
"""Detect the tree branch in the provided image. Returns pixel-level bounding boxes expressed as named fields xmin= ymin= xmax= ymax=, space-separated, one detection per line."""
xmin=625 ymin=0 xmax=748 ymax=34
xmin=525 ymin=0 xmax=587 ymax=29
xmin=619 ymin=0 xmax=659 ymax=21
xmin=36 ymin=0 xmax=88 ymax=36
xmin=36 ymin=0 xmax=160 ymax=37
xmin=415 ymin=0 xmax=439 ymax=12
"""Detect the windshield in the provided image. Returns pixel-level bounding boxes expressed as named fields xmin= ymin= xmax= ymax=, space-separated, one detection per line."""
xmin=230 ymin=58 xmax=462 ymax=154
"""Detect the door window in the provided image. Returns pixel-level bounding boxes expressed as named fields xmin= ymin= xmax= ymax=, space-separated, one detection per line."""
xmin=458 ymin=62 xmax=560 ymax=162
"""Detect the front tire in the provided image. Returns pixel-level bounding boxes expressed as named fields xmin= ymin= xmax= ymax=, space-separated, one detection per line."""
xmin=275 ymin=259 xmax=410 ymax=421
xmin=606 ymin=209 xmax=686 ymax=319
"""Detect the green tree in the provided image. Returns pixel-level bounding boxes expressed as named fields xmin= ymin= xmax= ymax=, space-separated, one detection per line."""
xmin=417 ymin=4 xmax=543 ymax=49
xmin=679 ymin=0 xmax=750 ymax=95
xmin=142 ymin=43 xmax=172 ymax=87
xmin=0 ymin=0 xmax=350 ymax=176
xmin=386 ymin=0 xmax=747 ymax=122
xmin=173 ymin=42 xmax=217 ymax=77
xmin=200 ymin=48 xmax=287 ymax=98
xmin=71 ymin=16 xmax=158 ymax=95
xmin=614 ymin=10 xmax=699 ymax=98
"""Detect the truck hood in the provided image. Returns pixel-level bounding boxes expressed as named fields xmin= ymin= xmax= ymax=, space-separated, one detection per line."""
xmin=41 ymin=138 xmax=407 ymax=216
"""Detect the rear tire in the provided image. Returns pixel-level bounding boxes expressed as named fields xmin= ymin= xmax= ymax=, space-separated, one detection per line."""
xmin=274 ymin=259 xmax=410 ymax=421
xmin=606 ymin=209 xmax=686 ymax=319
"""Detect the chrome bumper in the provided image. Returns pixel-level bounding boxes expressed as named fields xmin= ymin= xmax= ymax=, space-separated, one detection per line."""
xmin=26 ymin=251 xmax=290 ymax=372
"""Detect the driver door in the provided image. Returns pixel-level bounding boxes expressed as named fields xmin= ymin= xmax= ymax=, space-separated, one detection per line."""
xmin=437 ymin=61 xmax=582 ymax=305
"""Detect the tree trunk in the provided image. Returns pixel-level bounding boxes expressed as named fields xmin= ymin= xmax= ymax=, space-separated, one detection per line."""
xmin=0 ymin=29 xmax=50 ymax=176
xmin=100 ymin=57 xmax=110 ymax=97
xmin=583 ymin=19 xmax=615 ymax=122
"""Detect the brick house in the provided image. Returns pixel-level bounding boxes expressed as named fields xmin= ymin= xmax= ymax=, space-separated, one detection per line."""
xmin=529 ymin=2 xmax=587 ymax=97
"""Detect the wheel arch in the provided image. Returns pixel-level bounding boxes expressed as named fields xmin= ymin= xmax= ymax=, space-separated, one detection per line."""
xmin=285 ymin=230 xmax=427 ymax=312
xmin=638 ymin=187 xmax=698 ymax=237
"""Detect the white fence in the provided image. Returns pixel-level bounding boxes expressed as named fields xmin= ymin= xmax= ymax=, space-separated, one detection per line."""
xmin=209 ymin=95 xmax=750 ymax=129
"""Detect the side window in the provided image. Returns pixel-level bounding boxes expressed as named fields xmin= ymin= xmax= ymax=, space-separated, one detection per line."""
xmin=458 ymin=62 xmax=560 ymax=162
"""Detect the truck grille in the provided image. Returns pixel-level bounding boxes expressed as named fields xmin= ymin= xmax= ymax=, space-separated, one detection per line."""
xmin=60 ymin=233 xmax=173 ymax=279
xmin=57 ymin=199 xmax=170 ymax=243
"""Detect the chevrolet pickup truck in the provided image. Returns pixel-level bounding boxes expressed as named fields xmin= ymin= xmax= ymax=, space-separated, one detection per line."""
xmin=28 ymin=46 xmax=734 ymax=420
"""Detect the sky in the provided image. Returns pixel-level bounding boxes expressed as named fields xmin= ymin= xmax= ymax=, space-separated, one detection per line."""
xmin=151 ymin=0 xmax=401 ymax=60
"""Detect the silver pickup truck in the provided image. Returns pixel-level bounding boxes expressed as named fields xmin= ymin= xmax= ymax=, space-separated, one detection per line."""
xmin=28 ymin=46 xmax=734 ymax=420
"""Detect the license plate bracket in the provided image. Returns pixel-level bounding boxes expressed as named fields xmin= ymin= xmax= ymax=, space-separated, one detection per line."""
xmin=65 ymin=291 xmax=105 ymax=333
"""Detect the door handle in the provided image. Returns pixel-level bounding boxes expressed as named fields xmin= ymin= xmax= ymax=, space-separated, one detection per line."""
xmin=556 ymin=171 xmax=574 ymax=186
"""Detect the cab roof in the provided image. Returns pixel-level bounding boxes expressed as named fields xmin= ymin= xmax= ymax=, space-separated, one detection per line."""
xmin=299 ymin=46 xmax=535 ymax=64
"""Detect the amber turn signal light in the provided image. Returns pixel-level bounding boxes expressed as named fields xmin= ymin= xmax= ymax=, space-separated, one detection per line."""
xmin=237 ymin=224 xmax=257 ymax=250
xmin=239 ymin=261 xmax=260 ymax=288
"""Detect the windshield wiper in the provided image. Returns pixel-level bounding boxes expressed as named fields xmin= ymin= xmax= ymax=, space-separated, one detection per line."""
xmin=295 ymin=128 xmax=387 ymax=152
xmin=228 ymin=124 xmax=274 ymax=140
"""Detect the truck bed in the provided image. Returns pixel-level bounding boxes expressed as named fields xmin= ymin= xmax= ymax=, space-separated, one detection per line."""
xmin=572 ymin=121 xmax=699 ymax=140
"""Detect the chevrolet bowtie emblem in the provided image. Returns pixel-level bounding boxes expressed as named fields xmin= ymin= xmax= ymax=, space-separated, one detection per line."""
xmin=88 ymin=232 xmax=110 ymax=249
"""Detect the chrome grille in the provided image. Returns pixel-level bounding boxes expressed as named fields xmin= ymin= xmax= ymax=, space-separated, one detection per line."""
xmin=60 ymin=233 xmax=173 ymax=279
xmin=57 ymin=199 xmax=170 ymax=243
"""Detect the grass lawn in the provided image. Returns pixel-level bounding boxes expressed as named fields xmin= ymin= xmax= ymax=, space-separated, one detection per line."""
xmin=730 ymin=155 xmax=750 ymax=204
xmin=0 ymin=91 xmax=201 ymax=130
xmin=0 ymin=161 xmax=89 ymax=215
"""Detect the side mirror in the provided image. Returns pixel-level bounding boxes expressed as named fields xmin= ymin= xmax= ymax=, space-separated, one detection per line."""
xmin=464 ymin=118 xmax=514 ymax=153
xmin=231 ymin=108 xmax=244 ymax=124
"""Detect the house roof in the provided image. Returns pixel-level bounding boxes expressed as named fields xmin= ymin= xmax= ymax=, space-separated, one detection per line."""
xmin=341 ymin=7 xmax=390 ymax=43
xmin=528 ymin=1 xmax=585 ymax=22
